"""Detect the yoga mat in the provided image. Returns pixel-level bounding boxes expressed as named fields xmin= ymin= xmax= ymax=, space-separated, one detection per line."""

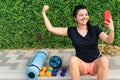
xmin=25 ymin=50 xmax=48 ymax=80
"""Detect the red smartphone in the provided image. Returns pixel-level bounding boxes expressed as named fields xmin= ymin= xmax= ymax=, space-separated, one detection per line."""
xmin=104 ymin=10 xmax=110 ymax=26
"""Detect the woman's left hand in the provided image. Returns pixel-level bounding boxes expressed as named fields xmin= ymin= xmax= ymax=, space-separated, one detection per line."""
xmin=104 ymin=16 xmax=114 ymax=31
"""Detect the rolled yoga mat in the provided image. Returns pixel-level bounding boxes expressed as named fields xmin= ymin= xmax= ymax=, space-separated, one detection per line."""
xmin=25 ymin=50 xmax=48 ymax=80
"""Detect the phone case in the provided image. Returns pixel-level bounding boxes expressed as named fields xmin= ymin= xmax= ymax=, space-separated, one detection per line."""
xmin=104 ymin=10 xmax=110 ymax=26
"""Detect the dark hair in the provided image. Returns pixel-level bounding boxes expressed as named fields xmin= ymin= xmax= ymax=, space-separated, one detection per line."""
xmin=73 ymin=5 xmax=94 ymax=38
xmin=73 ymin=5 xmax=87 ymax=18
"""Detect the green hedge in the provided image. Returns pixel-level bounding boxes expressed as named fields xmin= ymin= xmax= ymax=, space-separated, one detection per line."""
xmin=0 ymin=0 xmax=120 ymax=49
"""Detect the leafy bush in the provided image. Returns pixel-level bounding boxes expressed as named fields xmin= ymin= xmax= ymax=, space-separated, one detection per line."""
xmin=0 ymin=0 xmax=120 ymax=49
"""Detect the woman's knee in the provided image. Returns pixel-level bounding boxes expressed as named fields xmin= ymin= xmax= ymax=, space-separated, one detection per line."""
xmin=69 ymin=56 xmax=84 ymax=73
xmin=99 ymin=56 xmax=109 ymax=68
xmin=69 ymin=56 xmax=83 ymax=67
xmin=69 ymin=56 xmax=78 ymax=65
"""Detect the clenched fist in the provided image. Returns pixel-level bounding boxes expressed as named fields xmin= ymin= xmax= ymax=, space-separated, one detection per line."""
xmin=42 ymin=5 xmax=49 ymax=13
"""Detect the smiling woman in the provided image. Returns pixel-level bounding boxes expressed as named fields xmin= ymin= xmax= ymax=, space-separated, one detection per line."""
xmin=42 ymin=4 xmax=115 ymax=80
xmin=74 ymin=9 xmax=89 ymax=37
xmin=74 ymin=9 xmax=89 ymax=25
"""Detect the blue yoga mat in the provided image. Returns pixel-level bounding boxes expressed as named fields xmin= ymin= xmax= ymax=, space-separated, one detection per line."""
xmin=25 ymin=50 xmax=48 ymax=80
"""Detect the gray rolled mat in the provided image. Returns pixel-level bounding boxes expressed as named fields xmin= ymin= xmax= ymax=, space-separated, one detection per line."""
xmin=25 ymin=50 xmax=48 ymax=80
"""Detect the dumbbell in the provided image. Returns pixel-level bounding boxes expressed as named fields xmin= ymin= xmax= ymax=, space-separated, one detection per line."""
xmin=52 ymin=68 xmax=59 ymax=76
xmin=39 ymin=66 xmax=47 ymax=77
xmin=46 ymin=67 xmax=53 ymax=77
xmin=60 ymin=67 xmax=67 ymax=77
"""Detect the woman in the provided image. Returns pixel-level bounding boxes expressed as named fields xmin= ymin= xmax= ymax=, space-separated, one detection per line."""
xmin=42 ymin=5 xmax=114 ymax=80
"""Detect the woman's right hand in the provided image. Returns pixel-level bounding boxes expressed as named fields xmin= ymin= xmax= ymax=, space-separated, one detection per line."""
xmin=42 ymin=5 xmax=49 ymax=14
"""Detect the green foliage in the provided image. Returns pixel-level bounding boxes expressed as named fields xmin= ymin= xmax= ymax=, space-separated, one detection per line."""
xmin=0 ymin=0 xmax=120 ymax=49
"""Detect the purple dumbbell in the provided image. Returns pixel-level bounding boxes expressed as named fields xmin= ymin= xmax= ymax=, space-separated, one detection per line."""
xmin=60 ymin=71 xmax=65 ymax=77
xmin=52 ymin=72 xmax=57 ymax=76
xmin=62 ymin=67 xmax=67 ymax=72
xmin=60 ymin=67 xmax=67 ymax=77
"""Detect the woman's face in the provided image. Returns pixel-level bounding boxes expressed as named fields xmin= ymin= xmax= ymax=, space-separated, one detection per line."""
xmin=74 ymin=9 xmax=89 ymax=25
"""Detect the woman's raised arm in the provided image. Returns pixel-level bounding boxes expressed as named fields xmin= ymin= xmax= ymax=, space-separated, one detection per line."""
xmin=42 ymin=5 xmax=68 ymax=36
